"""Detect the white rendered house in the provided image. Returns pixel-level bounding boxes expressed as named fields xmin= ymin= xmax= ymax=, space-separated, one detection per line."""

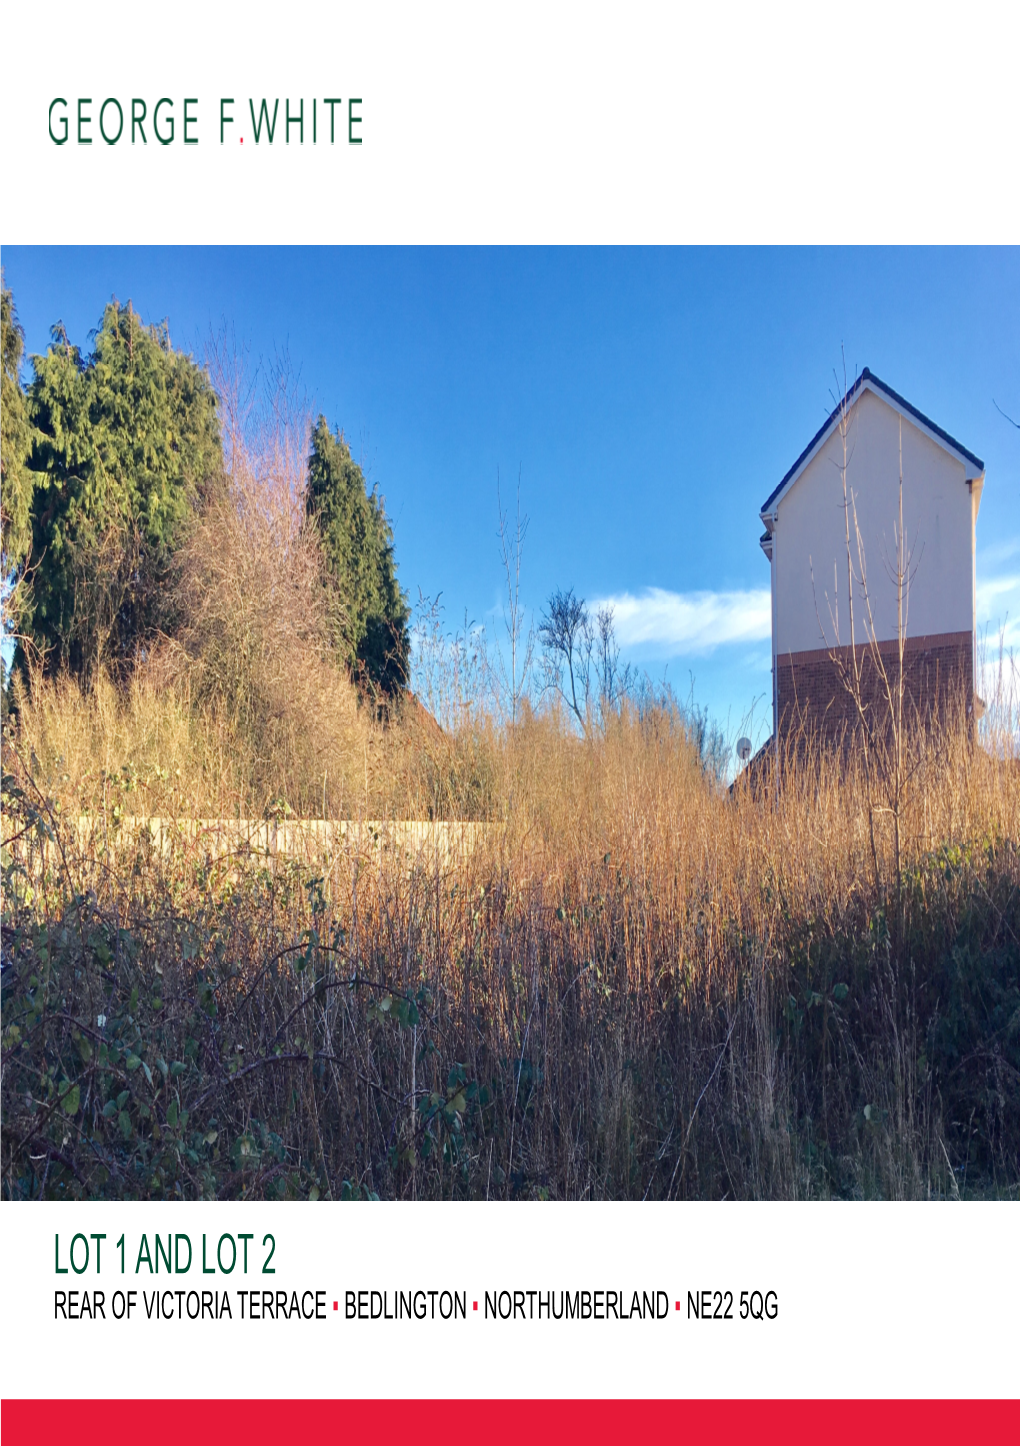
xmin=759 ymin=369 xmax=985 ymax=738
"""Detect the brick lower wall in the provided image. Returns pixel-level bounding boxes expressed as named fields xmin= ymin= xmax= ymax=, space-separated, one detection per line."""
xmin=775 ymin=631 xmax=975 ymax=742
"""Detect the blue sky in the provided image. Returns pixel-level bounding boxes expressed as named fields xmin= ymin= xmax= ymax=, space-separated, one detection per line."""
xmin=3 ymin=246 xmax=1018 ymax=743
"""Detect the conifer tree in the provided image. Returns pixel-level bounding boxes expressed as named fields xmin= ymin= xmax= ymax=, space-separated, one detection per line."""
xmin=19 ymin=301 xmax=220 ymax=681
xmin=0 ymin=278 xmax=35 ymax=577
xmin=305 ymin=417 xmax=410 ymax=696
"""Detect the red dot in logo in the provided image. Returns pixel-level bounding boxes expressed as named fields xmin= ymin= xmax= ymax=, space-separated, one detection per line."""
xmin=333 ymin=1301 xmax=338 ymax=1311
xmin=473 ymin=1301 xmax=478 ymax=1311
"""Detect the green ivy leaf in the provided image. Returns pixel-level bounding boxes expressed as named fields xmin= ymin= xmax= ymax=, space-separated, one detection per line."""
xmin=231 ymin=1134 xmax=257 ymax=1168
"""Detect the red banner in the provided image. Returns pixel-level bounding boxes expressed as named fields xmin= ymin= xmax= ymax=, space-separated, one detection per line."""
xmin=3 ymin=1399 xmax=1018 ymax=1447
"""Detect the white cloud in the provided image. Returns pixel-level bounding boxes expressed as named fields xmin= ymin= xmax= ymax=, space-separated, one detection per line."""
xmin=977 ymin=573 xmax=1020 ymax=610
xmin=977 ymin=537 xmax=1020 ymax=571
xmin=592 ymin=586 xmax=772 ymax=655
xmin=977 ymin=571 xmax=1020 ymax=652
xmin=592 ymin=564 xmax=1020 ymax=662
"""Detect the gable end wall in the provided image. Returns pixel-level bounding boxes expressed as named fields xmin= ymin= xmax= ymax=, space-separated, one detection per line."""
xmin=772 ymin=390 xmax=974 ymax=660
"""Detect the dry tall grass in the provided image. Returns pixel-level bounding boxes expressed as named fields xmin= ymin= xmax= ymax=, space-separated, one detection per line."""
xmin=3 ymin=671 xmax=1018 ymax=1201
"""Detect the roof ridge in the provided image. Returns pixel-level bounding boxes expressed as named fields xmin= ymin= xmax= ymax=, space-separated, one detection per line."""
xmin=760 ymin=370 xmax=984 ymax=516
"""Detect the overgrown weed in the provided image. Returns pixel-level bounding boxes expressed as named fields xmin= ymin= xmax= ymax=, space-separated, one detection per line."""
xmin=3 ymin=678 xmax=1018 ymax=1201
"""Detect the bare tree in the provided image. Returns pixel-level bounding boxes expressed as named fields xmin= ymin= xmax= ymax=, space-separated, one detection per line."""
xmin=493 ymin=471 xmax=535 ymax=727
xmin=539 ymin=587 xmax=590 ymax=731
xmin=593 ymin=603 xmax=633 ymax=711
xmin=410 ymin=589 xmax=488 ymax=734
xmin=854 ymin=415 xmax=921 ymax=899
xmin=539 ymin=589 xmax=632 ymax=735
xmin=812 ymin=355 xmax=923 ymax=909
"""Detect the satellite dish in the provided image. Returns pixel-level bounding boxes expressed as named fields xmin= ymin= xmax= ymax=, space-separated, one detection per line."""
xmin=736 ymin=737 xmax=752 ymax=764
